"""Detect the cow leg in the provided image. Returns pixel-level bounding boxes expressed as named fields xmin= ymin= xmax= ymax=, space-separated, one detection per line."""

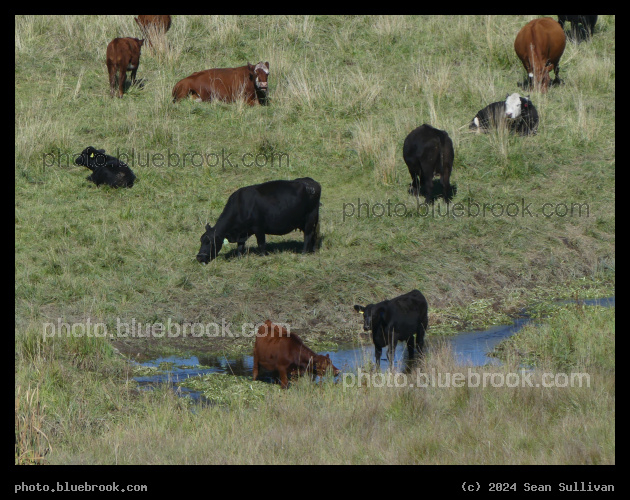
xmin=118 ymin=67 xmax=126 ymax=98
xmin=256 ymin=233 xmax=266 ymax=255
xmin=423 ymin=174 xmax=434 ymax=204
xmin=278 ymin=367 xmax=289 ymax=389
xmin=236 ymin=241 xmax=246 ymax=256
xmin=252 ymin=351 xmax=259 ymax=381
xmin=107 ymin=63 xmax=116 ymax=98
xmin=416 ymin=334 xmax=425 ymax=359
xmin=130 ymin=66 xmax=138 ymax=87
xmin=406 ymin=336 xmax=415 ymax=360
xmin=552 ymin=64 xmax=561 ymax=86
xmin=374 ymin=346 xmax=382 ymax=370
xmin=386 ymin=342 xmax=397 ymax=369
xmin=303 ymin=212 xmax=319 ymax=253
xmin=441 ymin=169 xmax=451 ymax=203
xmin=410 ymin=173 xmax=421 ymax=197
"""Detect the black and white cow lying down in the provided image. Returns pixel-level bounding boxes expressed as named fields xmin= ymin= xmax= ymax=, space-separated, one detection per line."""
xmin=196 ymin=177 xmax=321 ymax=264
xmin=469 ymin=93 xmax=539 ymax=136
xmin=75 ymin=146 xmax=136 ymax=188
xmin=354 ymin=290 xmax=429 ymax=369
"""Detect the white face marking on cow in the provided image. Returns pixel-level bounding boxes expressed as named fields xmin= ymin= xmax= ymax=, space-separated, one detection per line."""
xmin=504 ymin=93 xmax=522 ymax=119
xmin=473 ymin=116 xmax=480 ymax=128
xmin=253 ymin=62 xmax=270 ymax=90
xmin=254 ymin=62 xmax=269 ymax=74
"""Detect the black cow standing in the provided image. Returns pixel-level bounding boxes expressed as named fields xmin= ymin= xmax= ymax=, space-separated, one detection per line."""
xmin=196 ymin=177 xmax=321 ymax=264
xmin=557 ymin=15 xmax=597 ymax=39
xmin=354 ymin=289 xmax=429 ymax=369
xmin=75 ymin=146 xmax=136 ymax=188
xmin=402 ymin=124 xmax=454 ymax=203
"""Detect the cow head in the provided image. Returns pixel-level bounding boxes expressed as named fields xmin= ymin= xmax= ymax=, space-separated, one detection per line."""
xmin=505 ymin=93 xmax=524 ymax=119
xmin=314 ymin=353 xmax=341 ymax=377
xmin=75 ymin=146 xmax=107 ymax=171
xmin=249 ymin=61 xmax=269 ymax=92
xmin=354 ymin=303 xmax=388 ymax=332
xmin=197 ymin=223 xmax=223 ymax=264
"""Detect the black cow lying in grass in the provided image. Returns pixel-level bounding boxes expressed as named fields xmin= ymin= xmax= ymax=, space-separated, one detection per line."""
xmin=197 ymin=177 xmax=321 ymax=264
xmin=75 ymin=146 xmax=136 ymax=188
xmin=469 ymin=93 xmax=539 ymax=136
xmin=354 ymin=289 xmax=429 ymax=369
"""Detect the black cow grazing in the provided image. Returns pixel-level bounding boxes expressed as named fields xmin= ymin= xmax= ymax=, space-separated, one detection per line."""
xmin=354 ymin=290 xmax=429 ymax=369
xmin=75 ymin=146 xmax=136 ymax=188
xmin=196 ymin=177 xmax=321 ymax=264
xmin=402 ymin=124 xmax=454 ymax=203
xmin=558 ymin=15 xmax=598 ymax=39
xmin=469 ymin=93 xmax=539 ymax=136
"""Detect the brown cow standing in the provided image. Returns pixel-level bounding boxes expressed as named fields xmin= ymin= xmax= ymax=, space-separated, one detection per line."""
xmin=172 ymin=62 xmax=269 ymax=105
xmin=514 ymin=17 xmax=566 ymax=92
xmin=252 ymin=320 xmax=340 ymax=389
xmin=106 ymin=37 xmax=144 ymax=98
xmin=134 ymin=15 xmax=171 ymax=47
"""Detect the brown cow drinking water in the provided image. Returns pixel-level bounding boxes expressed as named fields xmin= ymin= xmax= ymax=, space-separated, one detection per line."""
xmin=106 ymin=37 xmax=144 ymax=98
xmin=253 ymin=320 xmax=340 ymax=389
xmin=172 ymin=62 xmax=269 ymax=105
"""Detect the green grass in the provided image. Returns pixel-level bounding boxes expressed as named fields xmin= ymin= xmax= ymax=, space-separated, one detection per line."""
xmin=15 ymin=15 xmax=614 ymax=464
xmin=496 ymin=303 xmax=615 ymax=371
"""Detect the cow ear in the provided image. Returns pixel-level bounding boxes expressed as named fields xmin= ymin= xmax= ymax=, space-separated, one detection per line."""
xmin=205 ymin=223 xmax=212 ymax=232
xmin=326 ymin=354 xmax=330 ymax=359
xmin=139 ymin=39 xmax=145 ymax=47
xmin=354 ymin=305 xmax=365 ymax=313
xmin=97 ymin=149 xmax=106 ymax=154
xmin=265 ymin=61 xmax=269 ymax=69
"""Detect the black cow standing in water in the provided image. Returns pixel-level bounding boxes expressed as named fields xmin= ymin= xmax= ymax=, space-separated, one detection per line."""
xmin=75 ymin=146 xmax=136 ymax=188
xmin=403 ymin=124 xmax=454 ymax=203
xmin=196 ymin=177 xmax=321 ymax=264
xmin=354 ymin=290 xmax=429 ymax=369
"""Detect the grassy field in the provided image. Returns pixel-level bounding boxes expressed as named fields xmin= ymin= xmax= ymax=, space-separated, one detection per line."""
xmin=15 ymin=15 xmax=614 ymax=465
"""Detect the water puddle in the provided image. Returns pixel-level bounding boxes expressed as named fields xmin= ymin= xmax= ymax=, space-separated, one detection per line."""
xmin=133 ymin=297 xmax=614 ymax=400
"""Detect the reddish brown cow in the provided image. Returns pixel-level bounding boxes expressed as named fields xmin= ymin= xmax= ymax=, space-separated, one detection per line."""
xmin=172 ymin=62 xmax=269 ymax=105
xmin=134 ymin=15 xmax=171 ymax=47
xmin=514 ymin=17 xmax=566 ymax=92
xmin=106 ymin=37 xmax=144 ymax=98
xmin=252 ymin=320 xmax=340 ymax=389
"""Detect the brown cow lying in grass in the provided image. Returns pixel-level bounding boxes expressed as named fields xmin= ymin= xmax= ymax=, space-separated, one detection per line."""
xmin=106 ymin=37 xmax=144 ymax=98
xmin=252 ymin=320 xmax=340 ymax=389
xmin=172 ymin=62 xmax=269 ymax=105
